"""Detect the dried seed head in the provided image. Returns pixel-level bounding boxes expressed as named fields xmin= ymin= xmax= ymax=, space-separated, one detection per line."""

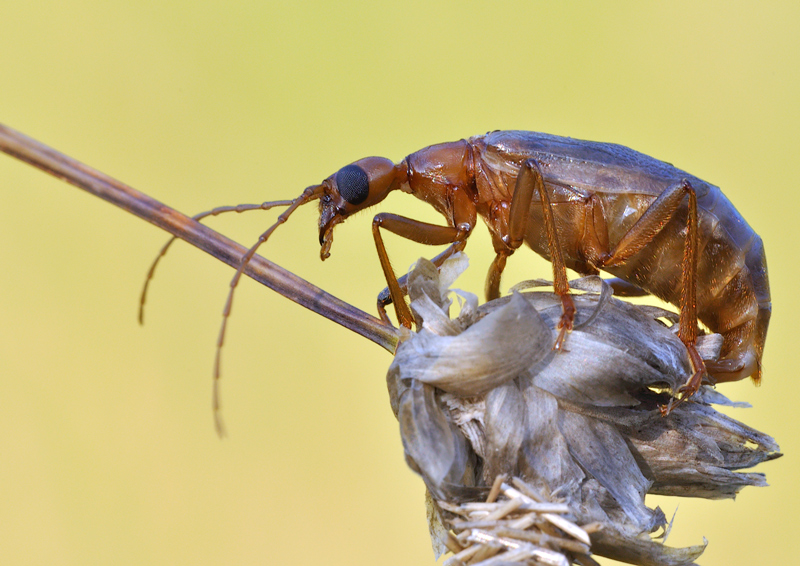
xmin=388 ymin=255 xmax=780 ymax=566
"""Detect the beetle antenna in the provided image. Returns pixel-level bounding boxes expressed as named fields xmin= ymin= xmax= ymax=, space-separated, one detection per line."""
xmin=213 ymin=186 xmax=323 ymax=436
xmin=138 ymin=200 xmax=294 ymax=325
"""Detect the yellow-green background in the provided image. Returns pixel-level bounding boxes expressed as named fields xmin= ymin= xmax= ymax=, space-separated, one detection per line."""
xmin=0 ymin=2 xmax=796 ymax=565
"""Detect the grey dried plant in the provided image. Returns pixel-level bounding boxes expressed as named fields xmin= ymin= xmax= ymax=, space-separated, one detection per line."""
xmin=387 ymin=255 xmax=780 ymax=566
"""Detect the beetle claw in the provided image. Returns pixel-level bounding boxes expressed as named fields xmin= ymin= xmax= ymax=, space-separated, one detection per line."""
xmin=553 ymin=319 xmax=573 ymax=352
xmin=553 ymin=295 xmax=575 ymax=352
xmin=660 ymin=364 xmax=706 ymax=416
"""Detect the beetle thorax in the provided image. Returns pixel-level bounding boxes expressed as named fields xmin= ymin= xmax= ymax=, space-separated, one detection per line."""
xmin=405 ymin=139 xmax=475 ymax=221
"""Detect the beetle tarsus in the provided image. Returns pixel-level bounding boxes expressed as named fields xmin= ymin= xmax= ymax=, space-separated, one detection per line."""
xmin=552 ymin=294 xmax=576 ymax=352
xmin=660 ymin=344 xmax=708 ymax=415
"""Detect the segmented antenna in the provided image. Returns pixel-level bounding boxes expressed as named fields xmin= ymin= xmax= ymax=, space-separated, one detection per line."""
xmin=214 ymin=186 xmax=322 ymax=436
xmin=138 ymin=200 xmax=294 ymax=324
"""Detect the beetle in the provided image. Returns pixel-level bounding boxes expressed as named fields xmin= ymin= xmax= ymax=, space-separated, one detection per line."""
xmin=150 ymin=130 xmax=769 ymax=417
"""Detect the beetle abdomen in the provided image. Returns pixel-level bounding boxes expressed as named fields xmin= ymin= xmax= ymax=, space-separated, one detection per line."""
xmin=604 ymin=186 xmax=769 ymax=383
xmin=696 ymin=187 xmax=770 ymax=382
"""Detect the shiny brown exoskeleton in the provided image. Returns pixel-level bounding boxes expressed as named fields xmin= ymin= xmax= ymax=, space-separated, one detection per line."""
xmin=210 ymin=131 xmax=770 ymax=415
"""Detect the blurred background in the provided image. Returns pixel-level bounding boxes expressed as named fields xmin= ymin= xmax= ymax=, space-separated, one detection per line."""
xmin=0 ymin=2 xmax=797 ymax=565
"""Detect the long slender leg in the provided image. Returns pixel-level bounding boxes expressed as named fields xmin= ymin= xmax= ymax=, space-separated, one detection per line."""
xmin=670 ymin=184 xmax=702 ymax=412
xmin=376 ymin=240 xmax=467 ymax=324
xmin=372 ymin=213 xmax=471 ymax=328
xmin=486 ymin=158 xmax=575 ymax=349
xmin=591 ymin=180 xmax=703 ymax=412
xmin=484 ymin=248 xmax=510 ymax=302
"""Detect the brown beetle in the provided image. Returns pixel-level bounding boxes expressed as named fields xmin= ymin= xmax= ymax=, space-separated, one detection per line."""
xmin=153 ymin=131 xmax=769 ymax=418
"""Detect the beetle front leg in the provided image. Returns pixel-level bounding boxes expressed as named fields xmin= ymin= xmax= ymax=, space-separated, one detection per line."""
xmin=372 ymin=213 xmax=471 ymax=329
xmin=375 ymin=240 xmax=467 ymax=324
xmin=488 ymin=158 xmax=575 ymax=350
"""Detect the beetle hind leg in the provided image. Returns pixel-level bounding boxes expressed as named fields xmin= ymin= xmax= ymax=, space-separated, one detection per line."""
xmin=590 ymin=179 xmax=705 ymax=414
xmin=661 ymin=343 xmax=708 ymax=415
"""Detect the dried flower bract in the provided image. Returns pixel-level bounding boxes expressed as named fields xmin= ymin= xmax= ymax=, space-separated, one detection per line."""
xmin=387 ymin=255 xmax=780 ymax=566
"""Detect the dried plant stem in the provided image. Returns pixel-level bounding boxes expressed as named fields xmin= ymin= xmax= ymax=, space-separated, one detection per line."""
xmin=0 ymin=123 xmax=399 ymax=352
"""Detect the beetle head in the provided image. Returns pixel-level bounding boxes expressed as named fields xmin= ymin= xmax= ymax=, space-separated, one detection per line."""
xmin=318 ymin=156 xmax=406 ymax=259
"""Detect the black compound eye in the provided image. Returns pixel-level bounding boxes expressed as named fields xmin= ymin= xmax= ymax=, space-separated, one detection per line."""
xmin=335 ymin=165 xmax=370 ymax=205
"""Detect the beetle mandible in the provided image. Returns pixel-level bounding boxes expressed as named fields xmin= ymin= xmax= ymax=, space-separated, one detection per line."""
xmin=182 ymin=131 xmax=770 ymax=418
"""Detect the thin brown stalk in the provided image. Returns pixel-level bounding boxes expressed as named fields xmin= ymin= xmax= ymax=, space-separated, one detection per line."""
xmin=0 ymin=123 xmax=400 ymax=353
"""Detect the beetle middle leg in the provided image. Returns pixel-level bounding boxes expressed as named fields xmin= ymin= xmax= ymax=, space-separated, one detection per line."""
xmin=604 ymin=277 xmax=649 ymax=297
xmin=486 ymin=158 xmax=576 ymax=350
